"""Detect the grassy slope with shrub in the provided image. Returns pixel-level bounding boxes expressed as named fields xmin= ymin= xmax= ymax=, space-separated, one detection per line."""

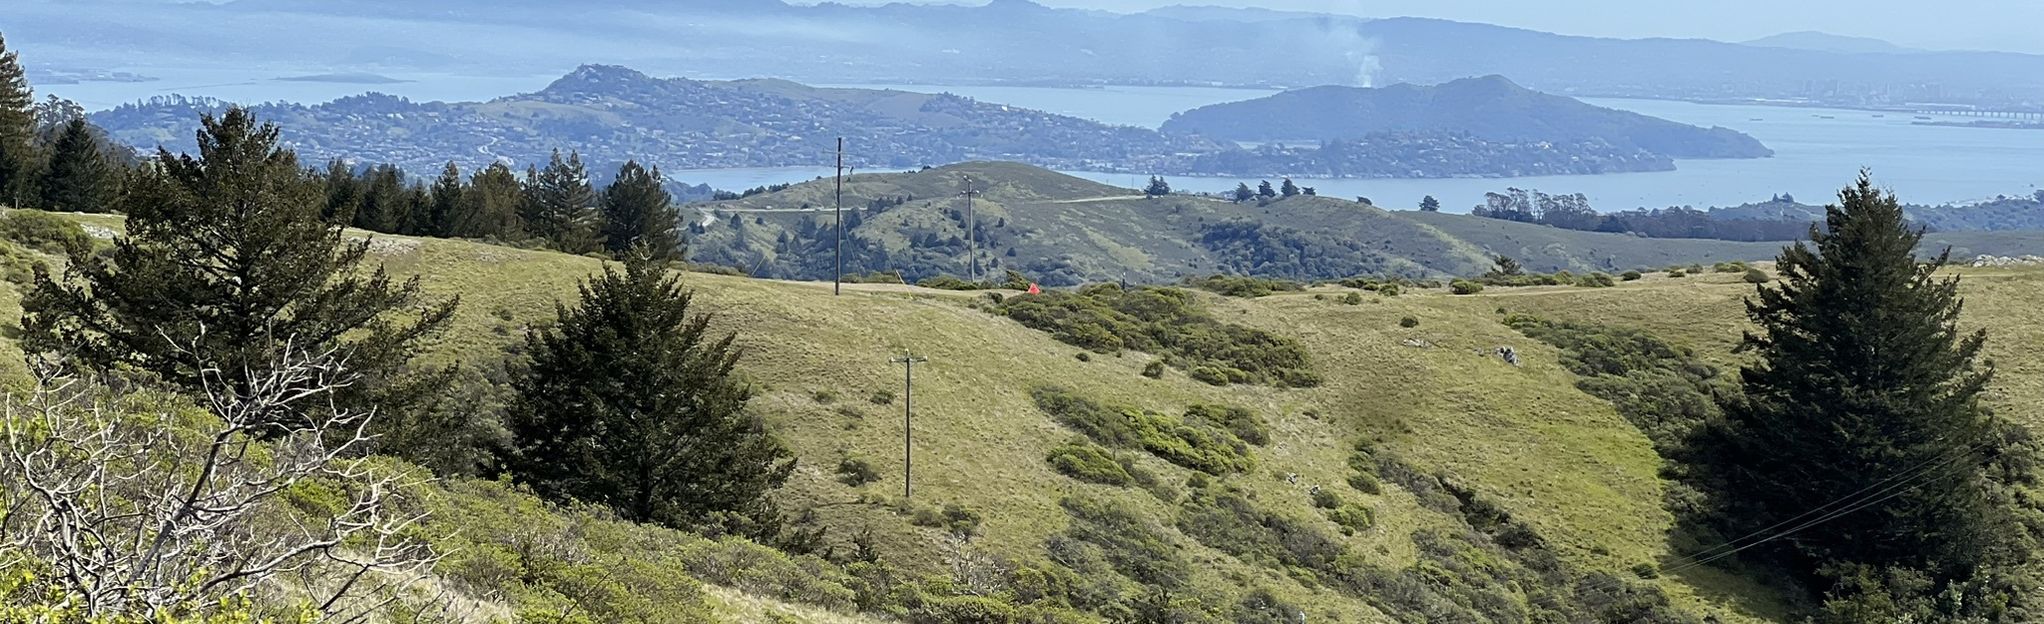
xmin=24 ymin=212 xmax=2044 ymax=622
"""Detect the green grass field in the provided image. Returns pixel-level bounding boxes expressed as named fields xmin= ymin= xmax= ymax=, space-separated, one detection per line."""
xmin=23 ymin=208 xmax=2044 ymax=622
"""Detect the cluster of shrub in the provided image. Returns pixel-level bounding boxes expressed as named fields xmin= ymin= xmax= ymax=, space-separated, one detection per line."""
xmin=996 ymin=284 xmax=1321 ymax=387
xmin=1033 ymin=387 xmax=1263 ymax=476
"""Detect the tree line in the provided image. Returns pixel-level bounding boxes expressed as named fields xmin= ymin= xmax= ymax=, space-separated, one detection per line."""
xmin=315 ymin=151 xmax=683 ymax=259
xmin=1470 ymin=186 xmax=1814 ymax=241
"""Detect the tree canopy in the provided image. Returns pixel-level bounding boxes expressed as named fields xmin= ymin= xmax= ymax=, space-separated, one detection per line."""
xmin=24 ymin=107 xmax=458 ymax=435
xmin=1703 ymin=172 xmax=2039 ymax=620
xmin=505 ymin=252 xmax=794 ymax=534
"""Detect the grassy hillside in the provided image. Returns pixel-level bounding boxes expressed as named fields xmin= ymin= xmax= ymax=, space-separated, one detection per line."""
xmin=24 ymin=209 xmax=2044 ymax=622
xmin=686 ymin=163 xmax=1799 ymax=283
xmin=205 ymin=228 xmax=1789 ymax=619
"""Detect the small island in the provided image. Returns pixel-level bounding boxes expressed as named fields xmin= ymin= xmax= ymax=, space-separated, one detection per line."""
xmin=274 ymin=72 xmax=412 ymax=84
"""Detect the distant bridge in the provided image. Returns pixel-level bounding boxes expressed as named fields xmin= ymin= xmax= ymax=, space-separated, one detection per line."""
xmin=1908 ymin=107 xmax=2044 ymax=121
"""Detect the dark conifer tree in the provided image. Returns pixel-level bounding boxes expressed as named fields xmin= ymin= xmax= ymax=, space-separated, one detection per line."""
xmin=1231 ymin=182 xmax=1254 ymax=203
xmin=1256 ymin=180 xmax=1276 ymax=199
xmin=1280 ymin=178 xmax=1301 ymax=197
xmin=1144 ymin=175 xmax=1171 ymax=197
xmin=448 ymin=162 xmax=525 ymax=240
xmin=505 ymin=251 xmax=793 ymax=533
xmin=521 ymin=150 xmax=602 ymax=254
xmin=354 ymin=164 xmax=409 ymax=233
xmin=425 ymin=161 xmax=463 ymax=238
xmin=1420 ymin=195 xmax=1441 ymax=212
xmin=23 ymin=108 xmax=458 ymax=435
xmin=1705 ymin=173 xmax=2036 ymax=619
xmin=320 ymin=159 xmax=360 ymax=224
xmin=0 ymin=34 xmax=39 ymax=208
xmin=38 ymin=118 xmax=116 ymax=213
xmin=600 ymin=160 xmax=680 ymax=259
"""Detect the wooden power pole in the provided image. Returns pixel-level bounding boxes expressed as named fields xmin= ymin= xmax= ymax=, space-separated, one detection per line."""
xmin=891 ymin=353 xmax=929 ymax=500
xmin=959 ymin=176 xmax=982 ymax=282
xmin=834 ymin=137 xmax=845 ymax=296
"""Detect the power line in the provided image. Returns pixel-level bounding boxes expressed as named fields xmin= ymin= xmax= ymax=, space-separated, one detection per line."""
xmin=1566 ymin=439 xmax=1995 ymax=603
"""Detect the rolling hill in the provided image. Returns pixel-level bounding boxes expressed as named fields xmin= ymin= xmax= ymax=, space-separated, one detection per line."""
xmin=1160 ymin=76 xmax=1772 ymax=160
xmin=682 ymin=162 xmax=1792 ymax=285
xmin=683 ymin=162 xmax=2044 ymax=286
xmin=91 ymin=65 xmax=1212 ymax=177
xmin=24 ymin=205 xmax=2044 ymax=622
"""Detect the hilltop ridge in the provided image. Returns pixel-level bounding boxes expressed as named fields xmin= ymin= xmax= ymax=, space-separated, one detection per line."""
xmin=1163 ymin=76 xmax=1772 ymax=160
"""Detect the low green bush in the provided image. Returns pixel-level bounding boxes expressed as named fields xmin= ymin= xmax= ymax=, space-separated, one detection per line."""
xmin=0 ymin=209 xmax=93 ymax=257
xmin=1712 ymin=261 xmax=1749 ymax=273
xmin=1399 ymin=316 xmax=1419 ymax=328
xmin=1184 ymin=274 xmax=1305 ymax=298
xmin=1141 ymin=360 xmax=1165 ymax=379
xmin=1033 ymin=388 xmax=1254 ymax=475
xmin=1175 ymin=483 xmax=1345 ymax=576
xmin=837 ymin=458 xmax=882 ymax=487
xmin=1182 ymin=403 xmax=1269 ymax=446
xmin=997 ymin=284 xmax=1318 ymax=387
xmin=1743 ymin=268 xmax=1770 ymax=283
xmin=1341 ymin=292 xmax=1364 ymax=305
xmin=1450 ymin=279 xmax=1484 ymax=295
xmin=1621 ymin=270 xmax=1644 ymax=281
xmin=907 ymin=502 xmax=983 ymax=538
xmin=1046 ymin=441 xmax=1134 ymax=486
xmin=1326 ymin=501 xmax=1375 ymax=535
xmin=1057 ymin=495 xmax=1194 ymax=590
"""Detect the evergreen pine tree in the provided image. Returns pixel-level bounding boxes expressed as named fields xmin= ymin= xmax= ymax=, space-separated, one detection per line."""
xmin=319 ymin=159 xmax=360 ymax=224
xmin=1144 ymin=175 xmax=1171 ymax=197
xmin=600 ymin=160 xmax=680 ymax=259
xmin=505 ymin=252 xmax=794 ymax=532
xmin=1420 ymin=195 xmax=1441 ymax=212
xmin=38 ymin=118 xmax=116 ymax=213
xmin=1280 ymin=178 xmax=1300 ymax=197
xmin=448 ymin=162 xmax=525 ymax=240
xmin=1256 ymin=180 xmax=1276 ymax=199
xmin=522 ymin=150 xmax=603 ymax=254
xmin=426 ymin=161 xmax=463 ymax=238
xmin=1232 ymin=182 xmax=1254 ymax=203
xmin=1705 ymin=172 xmax=2035 ymax=617
xmin=0 ymin=34 xmax=39 ymax=208
xmin=23 ymin=108 xmax=459 ymax=434
xmin=354 ymin=164 xmax=409 ymax=233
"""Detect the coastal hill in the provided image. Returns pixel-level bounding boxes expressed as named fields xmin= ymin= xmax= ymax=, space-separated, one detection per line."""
xmin=91 ymin=67 xmax=1763 ymax=180
xmin=684 ymin=162 xmax=1788 ymax=285
xmin=92 ymin=64 xmax=1213 ymax=176
xmin=1161 ymin=75 xmax=1774 ymax=160
xmin=685 ymin=162 xmax=2044 ymax=286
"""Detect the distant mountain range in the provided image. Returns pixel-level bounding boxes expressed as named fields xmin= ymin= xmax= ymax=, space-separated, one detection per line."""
xmin=1743 ymin=31 xmax=1920 ymax=55
xmin=93 ymin=65 xmax=1213 ymax=176
xmin=13 ymin=0 xmax=2044 ymax=110
xmin=1162 ymin=76 xmax=1772 ymax=159
xmin=89 ymin=66 xmax=1767 ymax=180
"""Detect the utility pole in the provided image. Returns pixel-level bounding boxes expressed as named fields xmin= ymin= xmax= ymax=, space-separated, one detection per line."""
xmin=959 ymin=176 xmax=982 ymax=282
xmin=891 ymin=353 xmax=928 ymax=500
xmin=834 ymin=137 xmax=845 ymax=296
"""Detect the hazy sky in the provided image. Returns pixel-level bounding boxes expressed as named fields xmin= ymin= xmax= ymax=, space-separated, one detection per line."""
xmin=861 ymin=1 xmax=2044 ymax=54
